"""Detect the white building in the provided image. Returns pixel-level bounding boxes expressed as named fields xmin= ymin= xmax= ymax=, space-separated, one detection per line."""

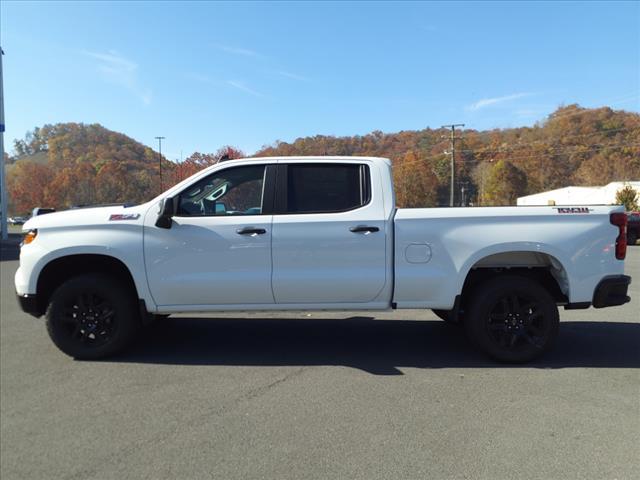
xmin=517 ymin=181 xmax=640 ymax=206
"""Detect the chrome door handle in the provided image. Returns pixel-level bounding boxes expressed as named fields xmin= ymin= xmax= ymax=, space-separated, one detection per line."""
xmin=236 ymin=227 xmax=267 ymax=235
xmin=349 ymin=226 xmax=379 ymax=233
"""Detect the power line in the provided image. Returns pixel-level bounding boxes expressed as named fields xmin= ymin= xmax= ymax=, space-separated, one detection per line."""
xmin=397 ymin=125 xmax=638 ymax=164
xmin=396 ymin=142 xmax=640 ymax=168
xmin=461 ymin=142 xmax=640 ymax=161
xmin=400 ymin=133 xmax=640 ymax=162
xmin=463 ymin=126 xmax=637 ymax=150
xmin=458 ymin=128 xmax=640 ymax=155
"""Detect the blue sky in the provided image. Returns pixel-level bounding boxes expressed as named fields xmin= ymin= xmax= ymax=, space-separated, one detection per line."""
xmin=2 ymin=1 xmax=639 ymax=159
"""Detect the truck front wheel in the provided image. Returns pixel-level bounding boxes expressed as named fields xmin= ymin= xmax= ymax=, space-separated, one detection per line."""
xmin=45 ymin=274 xmax=140 ymax=359
xmin=465 ymin=276 xmax=559 ymax=363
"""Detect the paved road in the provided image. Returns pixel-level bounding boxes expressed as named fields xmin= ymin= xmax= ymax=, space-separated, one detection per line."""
xmin=1 ymin=241 xmax=639 ymax=480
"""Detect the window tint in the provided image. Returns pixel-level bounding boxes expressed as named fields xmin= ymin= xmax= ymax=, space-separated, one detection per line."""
xmin=285 ymin=164 xmax=370 ymax=214
xmin=177 ymin=165 xmax=265 ymax=216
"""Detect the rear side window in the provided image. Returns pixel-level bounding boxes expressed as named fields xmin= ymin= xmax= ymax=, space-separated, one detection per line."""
xmin=283 ymin=163 xmax=370 ymax=214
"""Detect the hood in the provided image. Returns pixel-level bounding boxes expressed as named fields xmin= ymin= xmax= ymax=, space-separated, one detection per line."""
xmin=23 ymin=204 xmax=150 ymax=231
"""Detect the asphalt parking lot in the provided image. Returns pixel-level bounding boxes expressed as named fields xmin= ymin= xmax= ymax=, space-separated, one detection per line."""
xmin=1 ymin=237 xmax=639 ymax=480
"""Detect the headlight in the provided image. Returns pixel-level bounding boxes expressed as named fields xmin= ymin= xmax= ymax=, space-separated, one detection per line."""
xmin=22 ymin=230 xmax=38 ymax=246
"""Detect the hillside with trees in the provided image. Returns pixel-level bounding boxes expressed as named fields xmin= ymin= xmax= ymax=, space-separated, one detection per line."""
xmin=6 ymin=123 xmax=244 ymax=214
xmin=7 ymin=123 xmax=164 ymax=213
xmin=256 ymin=105 xmax=640 ymax=207
xmin=5 ymin=105 xmax=639 ymax=214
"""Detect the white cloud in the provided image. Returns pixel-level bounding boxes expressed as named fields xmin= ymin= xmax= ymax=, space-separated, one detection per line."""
xmin=83 ymin=50 xmax=151 ymax=105
xmin=226 ymin=80 xmax=264 ymax=97
xmin=467 ymin=92 xmax=533 ymax=111
xmin=275 ymin=70 xmax=309 ymax=81
xmin=213 ymin=43 xmax=262 ymax=58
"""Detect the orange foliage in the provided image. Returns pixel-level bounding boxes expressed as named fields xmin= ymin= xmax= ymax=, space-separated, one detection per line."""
xmin=6 ymin=106 xmax=639 ymax=213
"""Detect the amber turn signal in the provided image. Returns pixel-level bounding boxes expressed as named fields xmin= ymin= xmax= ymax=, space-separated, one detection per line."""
xmin=23 ymin=230 xmax=38 ymax=245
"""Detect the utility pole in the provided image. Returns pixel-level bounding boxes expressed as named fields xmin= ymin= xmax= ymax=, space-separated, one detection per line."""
xmin=442 ymin=123 xmax=464 ymax=207
xmin=0 ymin=47 xmax=7 ymax=240
xmin=155 ymin=136 xmax=165 ymax=192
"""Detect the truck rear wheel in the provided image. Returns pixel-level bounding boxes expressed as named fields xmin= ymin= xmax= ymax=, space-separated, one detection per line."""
xmin=464 ymin=276 xmax=559 ymax=363
xmin=46 ymin=274 xmax=140 ymax=359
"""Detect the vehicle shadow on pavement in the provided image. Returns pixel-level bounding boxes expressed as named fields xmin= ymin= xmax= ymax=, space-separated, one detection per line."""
xmin=116 ymin=317 xmax=640 ymax=375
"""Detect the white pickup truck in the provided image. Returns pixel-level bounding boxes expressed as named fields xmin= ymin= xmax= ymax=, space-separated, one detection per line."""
xmin=15 ymin=156 xmax=631 ymax=362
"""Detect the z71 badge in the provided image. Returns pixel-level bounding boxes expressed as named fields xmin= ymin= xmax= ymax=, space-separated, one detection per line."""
xmin=109 ymin=214 xmax=141 ymax=221
xmin=554 ymin=207 xmax=592 ymax=214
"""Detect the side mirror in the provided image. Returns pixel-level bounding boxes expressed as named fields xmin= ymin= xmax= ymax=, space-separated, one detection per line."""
xmin=155 ymin=196 xmax=178 ymax=229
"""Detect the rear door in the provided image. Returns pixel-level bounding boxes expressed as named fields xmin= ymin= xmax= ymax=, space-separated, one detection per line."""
xmin=271 ymin=162 xmax=387 ymax=304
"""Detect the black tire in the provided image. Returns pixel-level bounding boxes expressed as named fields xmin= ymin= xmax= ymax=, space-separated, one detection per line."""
xmin=46 ymin=274 xmax=140 ymax=359
xmin=464 ymin=275 xmax=559 ymax=363
xmin=627 ymin=231 xmax=637 ymax=246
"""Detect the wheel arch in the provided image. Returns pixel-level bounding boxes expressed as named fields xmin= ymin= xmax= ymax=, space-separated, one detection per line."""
xmin=36 ymin=254 xmax=140 ymax=315
xmin=457 ymin=248 xmax=572 ymax=306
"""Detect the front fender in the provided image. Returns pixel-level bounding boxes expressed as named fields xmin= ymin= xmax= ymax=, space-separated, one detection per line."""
xmin=15 ymin=225 xmax=157 ymax=312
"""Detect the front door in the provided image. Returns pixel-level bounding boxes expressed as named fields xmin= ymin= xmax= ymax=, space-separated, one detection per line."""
xmin=144 ymin=164 xmax=275 ymax=307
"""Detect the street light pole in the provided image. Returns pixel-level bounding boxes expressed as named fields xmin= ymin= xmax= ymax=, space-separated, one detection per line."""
xmin=155 ymin=136 xmax=165 ymax=192
xmin=0 ymin=46 xmax=7 ymax=240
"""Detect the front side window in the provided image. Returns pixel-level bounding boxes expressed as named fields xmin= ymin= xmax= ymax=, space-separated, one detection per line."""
xmin=177 ymin=165 xmax=265 ymax=216
xmin=284 ymin=163 xmax=370 ymax=214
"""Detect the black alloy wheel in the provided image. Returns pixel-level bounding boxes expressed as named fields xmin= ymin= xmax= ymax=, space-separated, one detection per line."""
xmin=60 ymin=292 xmax=118 ymax=347
xmin=46 ymin=274 xmax=139 ymax=359
xmin=465 ymin=276 xmax=559 ymax=363
xmin=484 ymin=293 xmax=550 ymax=351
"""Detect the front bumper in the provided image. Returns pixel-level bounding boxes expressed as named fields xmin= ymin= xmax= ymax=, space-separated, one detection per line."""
xmin=16 ymin=293 xmax=43 ymax=318
xmin=592 ymin=275 xmax=632 ymax=308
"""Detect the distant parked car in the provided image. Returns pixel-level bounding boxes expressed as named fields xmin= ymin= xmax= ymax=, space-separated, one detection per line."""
xmin=31 ymin=207 xmax=56 ymax=217
xmin=8 ymin=216 xmax=28 ymax=225
xmin=627 ymin=212 xmax=639 ymax=246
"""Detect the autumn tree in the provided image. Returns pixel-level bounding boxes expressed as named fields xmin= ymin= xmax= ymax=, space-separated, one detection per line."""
xmin=178 ymin=146 xmax=245 ymax=182
xmin=393 ymin=151 xmax=439 ymax=208
xmin=50 ymin=163 xmax=97 ymax=207
xmin=7 ymin=106 xmax=639 ymax=214
xmin=472 ymin=160 xmax=494 ymax=206
xmin=256 ymin=104 xmax=639 ymax=206
xmin=615 ymin=185 xmax=639 ymax=211
xmin=483 ymin=160 xmax=528 ymax=206
xmin=6 ymin=161 xmax=55 ymax=214
xmin=95 ymin=162 xmax=141 ymax=204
